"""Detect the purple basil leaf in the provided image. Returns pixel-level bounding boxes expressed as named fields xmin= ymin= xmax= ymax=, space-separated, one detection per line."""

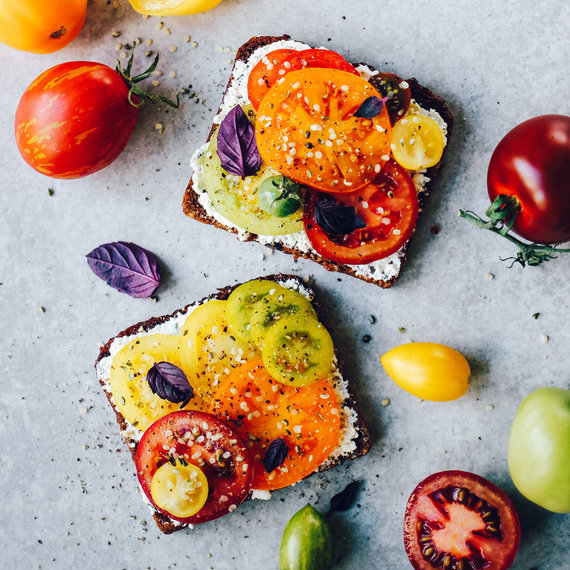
xmin=217 ymin=105 xmax=262 ymax=178
xmin=314 ymin=196 xmax=366 ymax=235
xmin=146 ymin=361 xmax=193 ymax=406
xmin=354 ymin=96 xmax=384 ymax=118
xmin=86 ymin=241 xmax=160 ymax=299
xmin=327 ymin=481 xmax=361 ymax=515
xmin=264 ymin=438 xmax=289 ymax=473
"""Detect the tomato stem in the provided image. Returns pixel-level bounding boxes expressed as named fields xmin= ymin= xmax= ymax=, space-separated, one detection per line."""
xmin=459 ymin=195 xmax=570 ymax=266
xmin=115 ymin=51 xmax=180 ymax=109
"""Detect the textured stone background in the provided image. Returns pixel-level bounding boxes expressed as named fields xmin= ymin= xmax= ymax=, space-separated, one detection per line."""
xmin=0 ymin=0 xmax=568 ymax=568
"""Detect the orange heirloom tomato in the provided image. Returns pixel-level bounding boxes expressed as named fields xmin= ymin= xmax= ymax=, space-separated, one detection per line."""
xmin=128 ymin=0 xmax=223 ymax=16
xmin=210 ymin=360 xmax=340 ymax=490
xmin=256 ymin=68 xmax=392 ymax=193
xmin=381 ymin=342 xmax=470 ymax=401
xmin=0 ymin=0 xmax=86 ymax=54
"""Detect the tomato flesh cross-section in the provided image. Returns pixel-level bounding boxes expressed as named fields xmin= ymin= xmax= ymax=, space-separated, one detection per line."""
xmin=256 ymin=68 xmax=392 ymax=193
xmin=404 ymin=471 xmax=520 ymax=570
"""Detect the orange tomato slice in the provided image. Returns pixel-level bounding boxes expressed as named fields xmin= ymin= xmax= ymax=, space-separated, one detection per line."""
xmin=210 ymin=360 xmax=340 ymax=490
xmin=255 ymin=68 xmax=392 ymax=193
xmin=247 ymin=49 xmax=293 ymax=111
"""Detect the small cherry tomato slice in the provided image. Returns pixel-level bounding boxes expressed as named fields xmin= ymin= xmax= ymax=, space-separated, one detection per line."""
xmin=256 ymin=68 xmax=392 ymax=193
xmin=210 ymin=360 xmax=340 ymax=490
xmin=247 ymin=49 xmax=294 ymax=110
xmin=261 ymin=314 xmax=334 ymax=386
xmin=303 ymin=160 xmax=418 ymax=264
xmin=404 ymin=471 xmax=520 ymax=570
xmin=135 ymin=410 xmax=252 ymax=524
xmin=150 ymin=460 xmax=209 ymax=518
xmin=391 ymin=114 xmax=445 ymax=170
xmin=368 ymin=72 xmax=411 ymax=124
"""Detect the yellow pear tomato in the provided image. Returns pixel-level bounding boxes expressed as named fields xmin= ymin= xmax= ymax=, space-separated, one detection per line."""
xmin=381 ymin=342 xmax=470 ymax=401
xmin=128 ymin=0 xmax=222 ymax=16
xmin=0 ymin=0 xmax=86 ymax=54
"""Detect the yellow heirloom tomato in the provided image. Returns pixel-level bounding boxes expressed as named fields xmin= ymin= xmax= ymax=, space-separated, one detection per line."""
xmin=0 ymin=0 xmax=87 ymax=54
xmin=128 ymin=0 xmax=222 ymax=16
xmin=381 ymin=342 xmax=470 ymax=401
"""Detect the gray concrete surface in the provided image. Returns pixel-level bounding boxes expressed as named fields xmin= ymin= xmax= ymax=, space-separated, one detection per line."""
xmin=1 ymin=0 xmax=569 ymax=568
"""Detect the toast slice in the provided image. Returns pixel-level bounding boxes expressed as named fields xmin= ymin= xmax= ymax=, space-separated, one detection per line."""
xmin=95 ymin=274 xmax=371 ymax=533
xmin=183 ymin=35 xmax=454 ymax=288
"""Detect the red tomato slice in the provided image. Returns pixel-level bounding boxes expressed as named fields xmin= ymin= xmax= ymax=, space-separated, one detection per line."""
xmin=303 ymin=160 xmax=419 ymax=264
xmin=247 ymin=49 xmax=293 ymax=110
xmin=248 ymin=48 xmax=358 ymax=111
xmin=210 ymin=360 xmax=340 ymax=491
xmin=135 ymin=410 xmax=252 ymax=524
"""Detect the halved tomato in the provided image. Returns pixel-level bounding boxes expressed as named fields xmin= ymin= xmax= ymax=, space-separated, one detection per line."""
xmin=256 ymin=68 xmax=392 ymax=193
xmin=210 ymin=360 xmax=340 ymax=490
xmin=135 ymin=411 xmax=252 ymax=524
xmin=303 ymin=159 xmax=418 ymax=264
xmin=404 ymin=470 xmax=520 ymax=570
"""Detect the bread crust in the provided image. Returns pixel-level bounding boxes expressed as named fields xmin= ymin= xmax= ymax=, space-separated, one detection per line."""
xmin=183 ymin=36 xmax=454 ymax=288
xmin=95 ymin=273 xmax=371 ymax=533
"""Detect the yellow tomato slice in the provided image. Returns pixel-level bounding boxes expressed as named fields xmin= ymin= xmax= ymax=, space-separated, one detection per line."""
xmin=150 ymin=460 xmax=209 ymax=518
xmin=180 ymin=300 xmax=259 ymax=402
xmin=256 ymin=68 xmax=392 ymax=193
xmin=390 ymin=114 xmax=445 ymax=170
xmin=109 ymin=334 xmax=206 ymax=432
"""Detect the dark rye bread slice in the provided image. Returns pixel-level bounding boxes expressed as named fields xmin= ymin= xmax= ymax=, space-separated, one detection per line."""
xmin=183 ymin=35 xmax=454 ymax=288
xmin=95 ymin=274 xmax=371 ymax=534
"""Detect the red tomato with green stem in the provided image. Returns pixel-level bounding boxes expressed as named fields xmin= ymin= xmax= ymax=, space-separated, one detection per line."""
xmin=487 ymin=115 xmax=570 ymax=244
xmin=15 ymin=53 xmax=179 ymax=179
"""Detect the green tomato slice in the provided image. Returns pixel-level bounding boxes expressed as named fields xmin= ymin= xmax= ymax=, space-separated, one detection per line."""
xmin=200 ymin=128 xmax=303 ymax=235
xmin=262 ymin=313 xmax=334 ymax=386
xmin=226 ymin=279 xmax=286 ymax=343
xmin=249 ymin=288 xmax=317 ymax=348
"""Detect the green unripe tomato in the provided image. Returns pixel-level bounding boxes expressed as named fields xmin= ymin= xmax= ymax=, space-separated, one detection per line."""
xmin=279 ymin=504 xmax=332 ymax=570
xmin=508 ymin=387 xmax=570 ymax=513
xmin=258 ymin=176 xmax=303 ymax=218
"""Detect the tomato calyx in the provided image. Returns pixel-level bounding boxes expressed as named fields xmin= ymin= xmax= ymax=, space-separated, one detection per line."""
xmin=115 ymin=51 xmax=180 ymax=109
xmin=460 ymin=195 xmax=570 ymax=267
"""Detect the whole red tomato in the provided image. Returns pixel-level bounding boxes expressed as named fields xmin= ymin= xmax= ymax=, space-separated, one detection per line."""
xmin=487 ymin=115 xmax=570 ymax=244
xmin=15 ymin=61 xmax=140 ymax=179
